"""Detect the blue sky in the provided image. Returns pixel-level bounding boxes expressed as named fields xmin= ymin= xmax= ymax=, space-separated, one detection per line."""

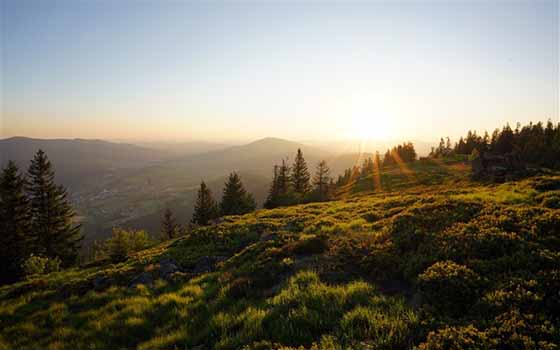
xmin=2 ymin=0 xmax=558 ymax=142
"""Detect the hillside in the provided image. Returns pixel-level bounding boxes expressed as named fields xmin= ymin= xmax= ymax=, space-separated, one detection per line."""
xmin=72 ymin=137 xmax=381 ymax=244
xmin=1 ymin=163 xmax=558 ymax=349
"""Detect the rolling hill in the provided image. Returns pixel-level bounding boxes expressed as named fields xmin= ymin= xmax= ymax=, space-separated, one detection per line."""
xmin=1 ymin=162 xmax=558 ymax=349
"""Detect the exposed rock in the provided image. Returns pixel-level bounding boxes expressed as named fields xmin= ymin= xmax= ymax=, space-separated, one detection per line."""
xmin=259 ymin=232 xmax=277 ymax=242
xmin=192 ymin=256 xmax=217 ymax=274
xmin=129 ymin=272 xmax=153 ymax=288
xmin=472 ymin=151 xmax=526 ymax=181
xmin=410 ymin=292 xmax=423 ymax=309
xmin=93 ymin=275 xmax=112 ymax=291
xmin=215 ymin=255 xmax=227 ymax=263
xmin=158 ymin=258 xmax=181 ymax=280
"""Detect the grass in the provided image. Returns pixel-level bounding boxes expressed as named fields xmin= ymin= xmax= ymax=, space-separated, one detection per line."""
xmin=1 ymin=164 xmax=559 ymax=349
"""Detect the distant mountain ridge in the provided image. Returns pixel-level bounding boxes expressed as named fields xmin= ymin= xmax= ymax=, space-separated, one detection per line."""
xmin=0 ymin=137 xmax=167 ymax=188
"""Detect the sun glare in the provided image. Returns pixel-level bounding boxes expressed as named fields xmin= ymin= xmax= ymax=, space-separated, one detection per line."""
xmin=342 ymin=93 xmax=397 ymax=141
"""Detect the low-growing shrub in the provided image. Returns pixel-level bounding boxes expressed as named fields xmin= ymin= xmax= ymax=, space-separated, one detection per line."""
xmin=417 ymin=325 xmax=495 ymax=350
xmin=287 ymin=234 xmax=329 ymax=256
xmin=94 ymin=228 xmax=153 ymax=262
xmin=22 ymin=254 xmax=61 ymax=277
xmin=417 ymin=260 xmax=482 ymax=316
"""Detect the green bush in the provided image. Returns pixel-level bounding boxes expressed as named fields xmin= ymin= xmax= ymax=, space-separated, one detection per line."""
xmin=417 ymin=261 xmax=482 ymax=316
xmin=287 ymin=234 xmax=329 ymax=256
xmin=95 ymin=228 xmax=153 ymax=262
xmin=417 ymin=325 xmax=495 ymax=350
xmin=21 ymin=254 xmax=61 ymax=277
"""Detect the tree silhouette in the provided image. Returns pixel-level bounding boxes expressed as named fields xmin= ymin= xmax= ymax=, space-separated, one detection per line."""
xmin=191 ymin=181 xmax=219 ymax=226
xmin=291 ymin=149 xmax=311 ymax=195
xmin=0 ymin=161 xmax=31 ymax=283
xmin=313 ymin=160 xmax=332 ymax=201
xmin=220 ymin=172 xmax=256 ymax=215
xmin=26 ymin=150 xmax=82 ymax=266
xmin=161 ymin=208 xmax=178 ymax=240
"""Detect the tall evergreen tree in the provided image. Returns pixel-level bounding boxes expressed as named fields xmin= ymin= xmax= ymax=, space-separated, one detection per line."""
xmin=277 ymin=159 xmax=290 ymax=195
xmin=26 ymin=150 xmax=82 ymax=266
xmin=0 ymin=161 xmax=31 ymax=283
xmin=161 ymin=208 xmax=178 ymax=240
xmin=383 ymin=149 xmax=394 ymax=166
xmin=313 ymin=160 xmax=332 ymax=201
xmin=291 ymin=149 xmax=311 ymax=195
xmin=264 ymin=159 xmax=293 ymax=208
xmin=264 ymin=165 xmax=280 ymax=209
xmin=191 ymin=181 xmax=219 ymax=226
xmin=220 ymin=172 xmax=256 ymax=215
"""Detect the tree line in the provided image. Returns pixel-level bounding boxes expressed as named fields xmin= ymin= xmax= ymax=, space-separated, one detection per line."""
xmin=336 ymin=142 xmax=417 ymax=186
xmin=161 ymin=171 xmax=257 ymax=238
xmin=0 ymin=150 xmax=82 ymax=284
xmin=264 ymin=149 xmax=335 ymax=208
xmin=430 ymin=120 xmax=560 ymax=169
xmin=178 ymin=148 xmax=337 ymax=234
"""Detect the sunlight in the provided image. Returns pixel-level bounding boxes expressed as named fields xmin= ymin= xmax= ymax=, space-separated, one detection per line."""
xmin=342 ymin=93 xmax=398 ymax=141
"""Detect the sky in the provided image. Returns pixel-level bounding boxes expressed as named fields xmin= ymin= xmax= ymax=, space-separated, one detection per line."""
xmin=1 ymin=0 xmax=558 ymax=143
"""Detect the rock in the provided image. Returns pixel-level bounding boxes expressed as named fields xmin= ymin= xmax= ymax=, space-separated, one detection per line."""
xmin=129 ymin=272 xmax=153 ymax=288
xmin=93 ymin=275 xmax=112 ymax=291
xmin=259 ymin=232 xmax=277 ymax=242
xmin=215 ymin=256 xmax=227 ymax=263
xmin=192 ymin=256 xmax=217 ymax=274
xmin=158 ymin=258 xmax=180 ymax=280
xmin=410 ymin=292 xmax=423 ymax=309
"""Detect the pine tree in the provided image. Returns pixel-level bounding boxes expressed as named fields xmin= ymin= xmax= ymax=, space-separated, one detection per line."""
xmin=26 ymin=150 xmax=82 ymax=266
xmin=291 ymin=149 xmax=311 ymax=195
xmin=383 ymin=149 xmax=394 ymax=166
xmin=220 ymin=172 xmax=256 ymax=215
xmin=277 ymin=159 xmax=290 ymax=195
xmin=264 ymin=159 xmax=294 ymax=208
xmin=313 ymin=160 xmax=332 ymax=201
xmin=191 ymin=181 xmax=219 ymax=226
xmin=264 ymin=165 xmax=280 ymax=209
xmin=0 ymin=161 xmax=31 ymax=283
xmin=161 ymin=208 xmax=178 ymax=240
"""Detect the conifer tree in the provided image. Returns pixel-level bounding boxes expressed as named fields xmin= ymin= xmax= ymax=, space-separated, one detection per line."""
xmin=291 ymin=149 xmax=311 ymax=195
xmin=313 ymin=160 xmax=332 ymax=201
xmin=161 ymin=208 xmax=178 ymax=240
xmin=191 ymin=181 xmax=219 ymax=226
xmin=264 ymin=165 xmax=280 ymax=209
xmin=0 ymin=161 xmax=31 ymax=283
xmin=277 ymin=159 xmax=290 ymax=195
xmin=26 ymin=150 xmax=82 ymax=266
xmin=383 ymin=149 xmax=394 ymax=166
xmin=220 ymin=172 xmax=256 ymax=215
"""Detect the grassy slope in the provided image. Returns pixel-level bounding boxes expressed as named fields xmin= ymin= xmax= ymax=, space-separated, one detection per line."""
xmin=1 ymin=161 xmax=559 ymax=350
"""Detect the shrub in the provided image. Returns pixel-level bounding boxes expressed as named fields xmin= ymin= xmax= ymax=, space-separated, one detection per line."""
xmin=95 ymin=228 xmax=153 ymax=262
xmin=21 ymin=254 xmax=61 ymax=277
xmin=417 ymin=325 xmax=495 ymax=350
xmin=287 ymin=234 xmax=329 ymax=256
xmin=417 ymin=261 xmax=482 ymax=316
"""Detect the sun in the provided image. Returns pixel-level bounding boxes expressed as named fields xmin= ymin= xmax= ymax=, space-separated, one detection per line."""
xmin=342 ymin=93 xmax=397 ymax=141
xmin=348 ymin=114 xmax=393 ymax=140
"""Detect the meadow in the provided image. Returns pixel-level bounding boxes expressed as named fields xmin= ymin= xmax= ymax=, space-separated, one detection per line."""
xmin=1 ymin=161 xmax=559 ymax=349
